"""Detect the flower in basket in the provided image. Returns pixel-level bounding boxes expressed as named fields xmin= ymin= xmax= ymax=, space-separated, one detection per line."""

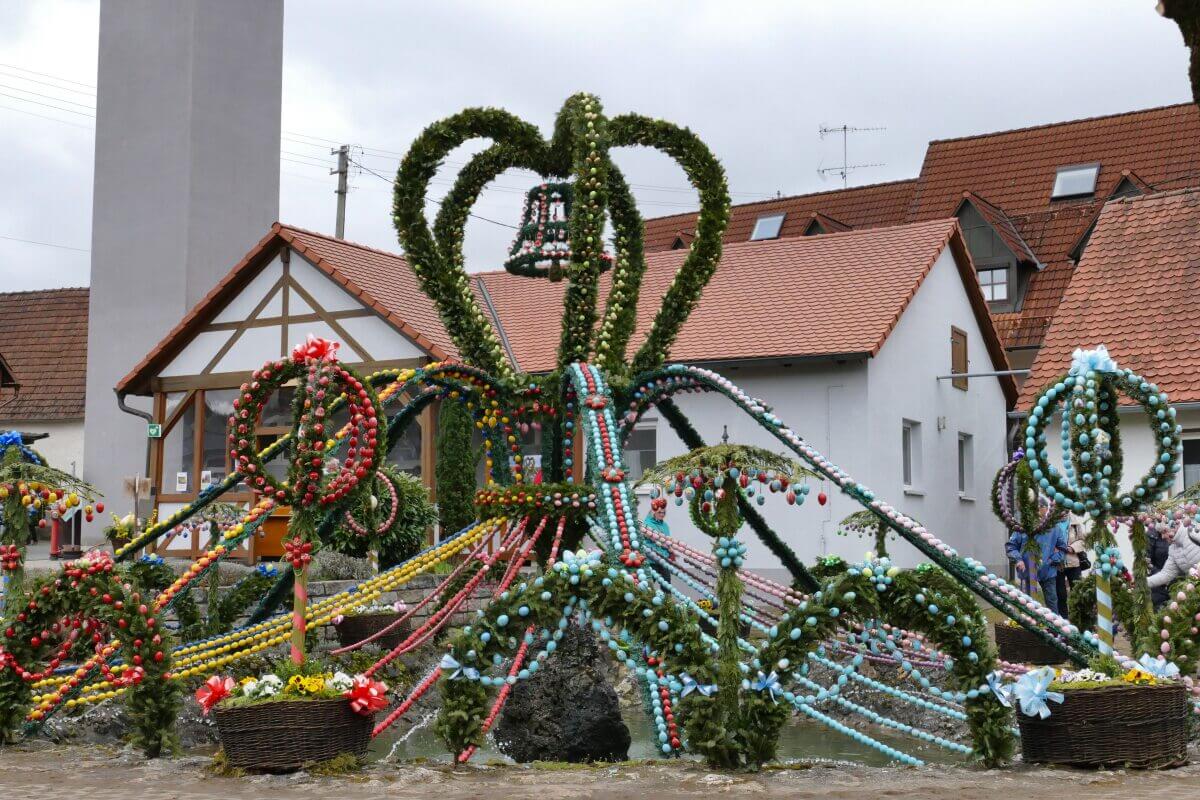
xmin=329 ymin=671 xmax=354 ymax=692
xmin=196 ymin=675 xmax=235 ymax=715
xmin=243 ymin=674 xmax=282 ymax=699
xmin=1121 ymin=667 xmax=1158 ymax=686
xmin=345 ymin=675 xmax=389 ymax=716
xmin=1136 ymin=653 xmax=1180 ymax=681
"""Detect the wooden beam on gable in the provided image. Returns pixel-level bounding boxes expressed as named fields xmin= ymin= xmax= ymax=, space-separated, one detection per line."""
xmin=200 ymin=274 xmax=286 ymax=375
xmin=286 ymin=276 xmax=374 ymax=362
xmin=151 ymin=357 xmax=427 ymax=393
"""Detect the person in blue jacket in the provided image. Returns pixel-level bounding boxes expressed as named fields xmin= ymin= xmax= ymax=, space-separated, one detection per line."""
xmin=1006 ymin=517 xmax=1068 ymax=614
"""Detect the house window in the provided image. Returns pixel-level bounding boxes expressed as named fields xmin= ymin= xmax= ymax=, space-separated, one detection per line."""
xmin=978 ymin=267 xmax=1009 ymax=302
xmin=749 ymin=213 xmax=785 ymax=241
xmin=902 ymin=420 xmax=923 ymax=490
xmin=1051 ymin=163 xmax=1100 ymax=199
xmin=1183 ymin=438 xmax=1200 ymax=490
xmin=623 ymin=423 xmax=658 ymax=480
xmin=958 ymin=433 xmax=975 ymax=497
xmin=950 ymin=327 xmax=968 ymax=391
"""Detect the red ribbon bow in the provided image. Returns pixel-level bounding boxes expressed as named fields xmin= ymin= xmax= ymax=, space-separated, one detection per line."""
xmin=195 ymin=675 xmax=234 ymax=715
xmin=291 ymin=335 xmax=340 ymax=363
xmin=344 ymin=675 xmax=389 ymax=716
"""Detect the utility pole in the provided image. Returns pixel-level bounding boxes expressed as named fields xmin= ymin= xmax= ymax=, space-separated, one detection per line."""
xmin=331 ymin=145 xmax=349 ymax=238
xmin=817 ymin=125 xmax=885 ymax=188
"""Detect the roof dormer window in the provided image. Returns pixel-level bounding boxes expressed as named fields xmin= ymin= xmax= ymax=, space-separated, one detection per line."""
xmin=749 ymin=213 xmax=785 ymax=241
xmin=1051 ymin=163 xmax=1100 ymax=200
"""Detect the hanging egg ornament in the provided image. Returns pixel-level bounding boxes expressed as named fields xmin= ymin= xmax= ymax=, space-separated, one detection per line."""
xmin=818 ymin=491 xmax=828 ymax=506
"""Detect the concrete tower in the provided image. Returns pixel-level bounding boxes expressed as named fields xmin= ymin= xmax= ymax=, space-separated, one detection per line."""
xmin=84 ymin=0 xmax=283 ymax=532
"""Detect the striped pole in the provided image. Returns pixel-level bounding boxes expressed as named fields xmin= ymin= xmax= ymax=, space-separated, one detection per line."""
xmin=1095 ymin=570 xmax=1114 ymax=656
xmin=291 ymin=563 xmax=309 ymax=664
xmin=367 ymin=548 xmax=379 ymax=576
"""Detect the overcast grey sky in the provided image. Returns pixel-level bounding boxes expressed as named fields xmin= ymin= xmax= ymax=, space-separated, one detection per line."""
xmin=0 ymin=1 xmax=1191 ymax=291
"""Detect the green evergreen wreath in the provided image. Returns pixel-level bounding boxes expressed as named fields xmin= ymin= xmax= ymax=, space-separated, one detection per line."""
xmin=0 ymin=553 xmax=179 ymax=756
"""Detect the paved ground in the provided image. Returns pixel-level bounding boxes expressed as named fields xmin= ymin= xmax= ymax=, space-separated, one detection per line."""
xmin=3 ymin=743 xmax=1200 ymax=800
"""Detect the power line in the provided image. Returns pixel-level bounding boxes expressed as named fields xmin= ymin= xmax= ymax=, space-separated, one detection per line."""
xmin=348 ymin=156 xmax=518 ymax=230
xmin=0 ymin=103 xmax=94 ymax=131
xmin=0 ymin=69 xmax=97 ymax=97
xmin=0 ymin=233 xmax=90 ymax=253
xmin=0 ymin=91 xmax=94 ymax=117
xmin=0 ymin=83 xmax=97 ymax=110
xmin=0 ymin=63 xmax=95 ymax=90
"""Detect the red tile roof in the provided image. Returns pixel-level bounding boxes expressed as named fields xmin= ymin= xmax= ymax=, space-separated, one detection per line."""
xmin=641 ymin=179 xmax=916 ymax=251
xmin=477 ymin=219 xmax=1015 ymax=403
xmin=908 ymin=103 xmax=1200 ymax=351
xmin=1018 ymin=188 xmax=1200 ymax=408
xmin=117 ymin=224 xmax=459 ymax=394
xmin=642 ymin=103 xmax=1200 ymax=352
xmin=0 ymin=288 xmax=89 ymax=421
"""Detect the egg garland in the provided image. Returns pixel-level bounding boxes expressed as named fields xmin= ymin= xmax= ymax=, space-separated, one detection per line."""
xmin=0 ymin=551 xmax=177 ymax=756
xmin=1023 ymin=349 xmax=1183 ymax=655
xmin=990 ymin=451 xmax=1063 ymax=536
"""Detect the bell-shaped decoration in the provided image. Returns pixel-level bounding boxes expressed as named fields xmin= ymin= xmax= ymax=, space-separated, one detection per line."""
xmin=504 ymin=182 xmax=610 ymax=281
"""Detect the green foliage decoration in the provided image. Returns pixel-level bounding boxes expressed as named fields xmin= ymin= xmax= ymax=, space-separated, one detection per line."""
xmin=435 ymin=398 xmax=478 ymax=539
xmin=330 ymin=466 xmax=437 ymax=569
xmin=0 ymin=553 xmax=180 ymax=756
xmin=436 ymin=557 xmax=1012 ymax=769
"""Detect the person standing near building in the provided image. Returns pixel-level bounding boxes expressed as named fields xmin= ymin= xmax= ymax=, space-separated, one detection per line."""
xmin=1006 ymin=518 xmax=1067 ymax=614
xmin=644 ymin=497 xmax=672 ymax=585
xmin=1060 ymin=512 xmax=1089 ymax=614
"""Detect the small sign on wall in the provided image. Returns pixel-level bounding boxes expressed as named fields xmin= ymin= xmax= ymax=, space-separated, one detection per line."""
xmin=147 ymin=423 xmax=162 ymax=438
xmin=175 ymin=472 xmax=188 ymax=493
xmin=200 ymin=470 xmax=213 ymax=490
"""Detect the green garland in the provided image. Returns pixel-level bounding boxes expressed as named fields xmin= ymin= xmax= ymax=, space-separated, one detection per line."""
xmin=0 ymin=555 xmax=179 ymax=756
xmin=437 ymin=557 xmax=1011 ymax=769
xmin=1153 ymin=570 xmax=1200 ymax=673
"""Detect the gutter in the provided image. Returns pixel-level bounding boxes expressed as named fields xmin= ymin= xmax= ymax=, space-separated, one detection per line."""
xmin=474 ymin=276 xmax=520 ymax=372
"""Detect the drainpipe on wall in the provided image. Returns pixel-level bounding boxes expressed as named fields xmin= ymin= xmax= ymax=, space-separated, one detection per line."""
xmin=115 ymin=389 xmax=154 ymax=508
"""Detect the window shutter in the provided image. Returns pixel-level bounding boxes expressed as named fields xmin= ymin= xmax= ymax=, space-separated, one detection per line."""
xmin=951 ymin=327 xmax=968 ymax=390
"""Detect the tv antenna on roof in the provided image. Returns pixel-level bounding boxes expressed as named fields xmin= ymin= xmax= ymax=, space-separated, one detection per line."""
xmin=818 ymin=124 xmax=885 ymax=188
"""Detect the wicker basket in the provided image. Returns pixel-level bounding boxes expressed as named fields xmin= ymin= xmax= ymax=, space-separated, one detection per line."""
xmin=1018 ymin=683 xmax=1188 ymax=769
xmin=994 ymin=623 xmax=1066 ymax=665
xmin=334 ymin=612 xmax=409 ymax=651
xmin=213 ymin=698 xmax=373 ymax=772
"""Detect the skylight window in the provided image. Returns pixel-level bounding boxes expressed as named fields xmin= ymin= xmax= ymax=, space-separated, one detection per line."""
xmin=1051 ymin=163 xmax=1100 ymax=199
xmin=749 ymin=213 xmax=785 ymax=241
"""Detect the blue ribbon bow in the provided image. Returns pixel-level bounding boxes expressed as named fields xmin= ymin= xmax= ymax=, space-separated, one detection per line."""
xmin=751 ymin=670 xmax=781 ymax=703
xmin=1012 ymin=666 xmax=1064 ymax=719
xmin=1138 ymin=653 xmax=1181 ymax=680
xmin=986 ymin=670 xmax=1015 ymax=708
xmin=1069 ymin=345 xmax=1118 ymax=376
xmin=439 ymin=653 xmax=479 ymax=681
xmin=681 ymin=675 xmax=716 ymax=697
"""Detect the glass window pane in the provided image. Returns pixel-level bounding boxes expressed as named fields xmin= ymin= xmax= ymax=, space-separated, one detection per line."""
xmin=624 ymin=426 xmax=657 ymax=479
xmin=258 ymin=385 xmax=296 ymax=428
xmin=1052 ymin=164 xmax=1099 ymax=199
xmin=162 ymin=391 xmax=187 ymax=423
xmin=162 ymin=399 xmax=196 ymax=494
xmin=201 ymin=389 xmax=238 ymax=489
xmin=388 ymin=417 xmax=423 ymax=477
xmin=750 ymin=213 xmax=785 ymax=241
xmin=902 ymin=424 xmax=912 ymax=486
xmin=1184 ymin=440 xmax=1200 ymax=490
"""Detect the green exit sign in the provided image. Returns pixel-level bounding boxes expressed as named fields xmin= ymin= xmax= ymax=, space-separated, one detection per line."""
xmin=147 ymin=423 xmax=163 ymax=439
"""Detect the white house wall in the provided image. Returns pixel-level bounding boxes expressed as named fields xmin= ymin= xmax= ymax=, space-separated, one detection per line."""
xmin=211 ymin=255 xmax=284 ymax=323
xmin=641 ymin=359 xmax=871 ymax=583
xmin=866 ymin=247 xmax=1010 ymax=575
xmin=15 ymin=420 xmax=86 ymax=478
